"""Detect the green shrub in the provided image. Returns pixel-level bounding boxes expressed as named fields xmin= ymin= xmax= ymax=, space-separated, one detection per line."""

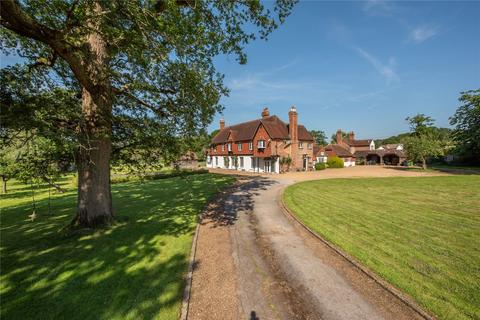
xmin=315 ymin=162 xmax=327 ymax=170
xmin=327 ymin=156 xmax=344 ymax=168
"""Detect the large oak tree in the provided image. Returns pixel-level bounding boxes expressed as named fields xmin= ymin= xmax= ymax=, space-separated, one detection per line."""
xmin=1 ymin=0 xmax=296 ymax=227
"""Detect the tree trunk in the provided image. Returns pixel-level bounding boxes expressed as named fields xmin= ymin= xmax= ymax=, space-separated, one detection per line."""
xmin=422 ymin=158 xmax=427 ymax=170
xmin=2 ymin=177 xmax=7 ymax=194
xmin=73 ymin=86 xmax=113 ymax=228
xmin=72 ymin=3 xmax=113 ymax=228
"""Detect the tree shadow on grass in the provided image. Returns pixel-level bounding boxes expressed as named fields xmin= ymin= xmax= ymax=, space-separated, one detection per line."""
xmin=0 ymin=174 xmax=233 ymax=320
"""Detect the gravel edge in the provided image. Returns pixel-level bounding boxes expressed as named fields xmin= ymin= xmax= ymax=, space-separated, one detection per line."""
xmin=180 ymin=222 xmax=200 ymax=320
xmin=278 ymin=190 xmax=437 ymax=320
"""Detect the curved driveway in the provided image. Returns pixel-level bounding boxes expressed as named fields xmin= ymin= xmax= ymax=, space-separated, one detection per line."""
xmin=189 ymin=167 xmax=442 ymax=319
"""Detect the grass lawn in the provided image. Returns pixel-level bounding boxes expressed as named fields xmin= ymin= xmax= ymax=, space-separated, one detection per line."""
xmin=0 ymin=173 xmax=234 ymax=320
xmin=283 ymin=176 xmax=480 ymax=320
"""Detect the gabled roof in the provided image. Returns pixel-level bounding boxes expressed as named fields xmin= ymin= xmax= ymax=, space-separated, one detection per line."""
xmin=325 ymin=144 xmax=355 ymax=157
xmin=211 ymin=115 xmax=313 ymax=144
xmin=297 ymin=125 xmax=314 ymax=141
xmin=313 ymin=145 xmax=325 ymax=157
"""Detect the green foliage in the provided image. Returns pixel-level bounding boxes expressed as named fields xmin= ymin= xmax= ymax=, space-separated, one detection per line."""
xmin=405 ymin=113 xmax=435 ymax=135
xmin=315 ymin=162 xmax=326 ymax=170
xmin=310 ymin=130 xmax=327 ymax=146
xmin=280 ymin=156 xmax=292 ymax=165
xmin=0 ymin=174 xmax=234 ymax=319
xmin=1 ymin=0 xmax=297 ymax=223
xmin=327 ymin=156 xmax=344 ymax=168
xmin=284 ymin=176 xmax=480 ymax=320
xmin=404 ymin=133 xmax=444 ymax=168
xmin=449 ymin=89 xmax=480 ymax=164
xmin=375 ymin=132 xmax=411 ymax=146
xmin=403 ymin=114 xmax=450 ymax=169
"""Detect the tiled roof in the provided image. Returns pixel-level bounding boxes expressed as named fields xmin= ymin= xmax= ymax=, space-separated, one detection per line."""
xmin=354 ymin=150 xmax=406 ymax=157
xmin=313 ymin=145 xmax=325 ymax=156
xmin=325 ymin=144 xmax=355 ymax=157
xmin=211 ymin=115 xmax=313 ymax=144
xmin=347 ymin=139 xmax=372 ymax=147
xmin=297 ymin=125 xmax=314 ymax=141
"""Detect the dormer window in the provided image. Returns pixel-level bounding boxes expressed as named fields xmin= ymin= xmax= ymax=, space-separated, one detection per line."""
xmin=257 ymin=140 xmax=266 ymax=149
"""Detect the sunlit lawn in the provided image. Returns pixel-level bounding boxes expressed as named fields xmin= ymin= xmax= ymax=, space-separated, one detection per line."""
xmin=0 ymin=173 xmax=234 ymax=320
xmin=284 ymin=176 xmax=480 ymax=320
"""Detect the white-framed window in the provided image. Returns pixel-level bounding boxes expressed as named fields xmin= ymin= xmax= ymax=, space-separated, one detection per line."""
xmin=221 ymin=144 xmax=225 ymax=152
xmin=215 ymin=157 xmax=218 ymax=165
xmin=237 ymin=142 xmax=242 ymax=151
xmin=239 ymin=157 xmax=244 ymax=168
xmin=299 ymin=142 xmax=304 ymax=149
xmin=307 ymin=143 xmax=312 ymax=149
xmin=249 ymin=141 xmax=253 ymax=151
xmin=227 ymin=143 xmax=232 ymax=151
xmin=257 ymin=140 xmax=266 ymax=149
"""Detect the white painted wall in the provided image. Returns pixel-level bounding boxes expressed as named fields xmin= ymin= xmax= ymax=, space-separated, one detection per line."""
xmin=208 ymin=155 xmax=279 ymax=173
xmin=344 ymin=159 xmax=356 ymax=167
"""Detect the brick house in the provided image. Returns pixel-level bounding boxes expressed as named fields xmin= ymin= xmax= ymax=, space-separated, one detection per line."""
xmin=325 ymin=129 xmax=406 ymax=166
xmin=321 ymin=130 xmax=375 ymax=167
xmin=207 ymin=107 xmax=314 ymax=173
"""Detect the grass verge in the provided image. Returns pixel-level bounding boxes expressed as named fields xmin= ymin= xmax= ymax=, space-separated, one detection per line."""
xmin=0 ymin=173 xmax=234 ymax=320
xmin=283 ymin=176 xmax=480 ymax=320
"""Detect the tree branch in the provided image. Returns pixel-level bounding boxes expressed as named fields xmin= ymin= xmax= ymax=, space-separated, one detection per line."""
xmin=112 ymin=86 xmax=169 ymax=117
xmin=1 ymin=0 xmax=92 ymax=89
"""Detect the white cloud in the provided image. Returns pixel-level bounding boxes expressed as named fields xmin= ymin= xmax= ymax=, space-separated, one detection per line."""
xmin=354 ymin=47 xmax=399 ymax=83
xmin=410 ymin=25 xmax=438 ymax=43
xmin=362 ymin=0 xmax=395 ymax=16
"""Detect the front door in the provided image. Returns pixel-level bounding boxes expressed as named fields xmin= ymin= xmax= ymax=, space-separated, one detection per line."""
xmin=264 ymin=160 xmax=271 ymax=173
xmin=303 ymin=157 xmax=307 ymax=171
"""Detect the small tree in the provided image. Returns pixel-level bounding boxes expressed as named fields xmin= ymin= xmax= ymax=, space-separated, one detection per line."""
xmin=0 ymin=151 xmax=16 ymax=194
xmin=310 ymin=130 xmax=327 ymax=146
xmin=403 ymin=133 xmax=444 ymax=169
xmin=403 ymin=114 xmax=445 ymax=169
xmin=449 ymin=89 xmax=480 ymax=164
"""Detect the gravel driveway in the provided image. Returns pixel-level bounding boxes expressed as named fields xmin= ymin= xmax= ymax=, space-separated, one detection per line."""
xmin=188 ymin=167 xmax=441 ymax=319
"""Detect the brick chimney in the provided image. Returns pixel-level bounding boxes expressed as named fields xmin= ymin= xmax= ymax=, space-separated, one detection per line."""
xmin=349 ymin=131 xmax=355 ymax=142
xmin=261 ymin=107 xmax=270 ymax=118
xmin=336 ymin=129 xmax=343 ymax=144
xmin=289 ymin=106 xmax=298 ymax=142
xmin=220 ymin=118 xmax=225 ymax=130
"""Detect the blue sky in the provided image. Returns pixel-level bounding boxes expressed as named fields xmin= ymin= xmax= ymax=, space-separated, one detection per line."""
xmin=212 ymin=0 xmax=480 ymax=139
xmin=1 ymin=1 xmax=478 ymax=139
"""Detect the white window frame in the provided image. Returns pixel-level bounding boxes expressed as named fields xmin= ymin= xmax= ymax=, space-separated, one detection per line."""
xmin=221 ymin=144 xmax=225 ymax=152
xmin=227 ymin=143 xmax=232 ymax=151
xmin=249 ymin=141 xmax=253 ymax=151
xmin=307 ymin=143 xmax=312 ymax=149
xmin=237 ymin=142 xmax=242 ymax=151
xmin=299 ymin=142 xmax=304 ymax=149
xmin=257 ymin=140 xmax=266 ymax=149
